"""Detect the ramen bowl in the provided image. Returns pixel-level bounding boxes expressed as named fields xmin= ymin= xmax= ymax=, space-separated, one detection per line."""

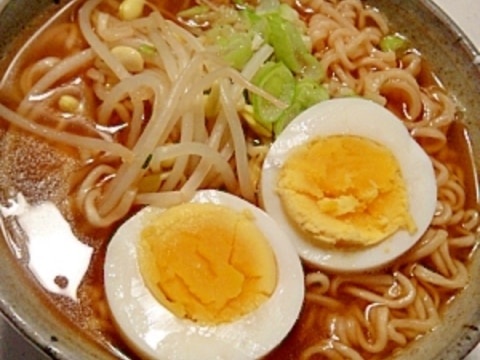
xmin=0 ymin=0 xmax=480 ymax=359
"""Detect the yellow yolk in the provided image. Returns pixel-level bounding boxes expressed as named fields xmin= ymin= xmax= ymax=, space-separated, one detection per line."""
xmin=137 ymin=202 xmax=278 ymax=325
xmin=277 ymin=135 xmax=417 ymax=248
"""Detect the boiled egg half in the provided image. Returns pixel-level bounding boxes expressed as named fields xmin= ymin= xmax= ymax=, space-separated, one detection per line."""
xmin=104 ymin=189 xmax=304 ymax=360
xmin=261 ymin=98 xmax=437 ymax=272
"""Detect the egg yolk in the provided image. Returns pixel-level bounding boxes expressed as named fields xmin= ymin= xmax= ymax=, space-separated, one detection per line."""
xmin=137 ymin=202 xmax=278 ymax=325
xmin=277 ymin=135 xmax=417 ymax=248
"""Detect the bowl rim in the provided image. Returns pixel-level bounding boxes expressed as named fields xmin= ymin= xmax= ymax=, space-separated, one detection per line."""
xmin=1 ymin=0 xmax=480 ymax=359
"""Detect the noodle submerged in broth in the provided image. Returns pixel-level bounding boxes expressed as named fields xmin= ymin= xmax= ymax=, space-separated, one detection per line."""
xmin=0 ymin=0 xmax=479 ymax=359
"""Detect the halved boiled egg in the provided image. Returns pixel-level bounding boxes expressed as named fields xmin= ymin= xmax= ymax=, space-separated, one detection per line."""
xmin=104 ymin=189 xmax=304 ymax=360
xmin=261 ymin=98 xmax=437 ymax=272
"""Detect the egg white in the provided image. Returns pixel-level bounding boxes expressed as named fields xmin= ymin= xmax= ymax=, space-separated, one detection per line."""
xmin=261 ymin=97 xmax=438 ymax=272
xmin=104 ymin=189 xmax=305 ymax=360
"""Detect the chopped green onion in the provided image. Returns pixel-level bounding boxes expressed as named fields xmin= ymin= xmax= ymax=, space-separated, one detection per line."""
xmin=265 ymin=13 xmax=324 ymax=81
xmin=195 ymin=0 xmax=330 ymax=137
xmin=380 ymin=33 xmax=408 ymax=53
xmin=273 ymin=102 xmax=302 ymax=136
xmin=243 ymin=9 xmax=270 ymax=40
xmin=217 ymin=32 xmax=253 ymax=70
xmin=278 ymin=3 xmax=300 ymax=24
xmin=272 ymin=79 xmax=329 ymax=136
xmin=295 ymin=78 xmax=329 ymax=109
xmin=256 ymin=0 xmax=281 ymax=15
xmin=142 ymin=153 xmax=153 ymax=169
xmin=251 ymin=61 xmax=296 ymax=126
xmin=177 ymin=5 xmax=209 ymax=18
xmin=138 ymin=44 xmax=156 ymax=56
